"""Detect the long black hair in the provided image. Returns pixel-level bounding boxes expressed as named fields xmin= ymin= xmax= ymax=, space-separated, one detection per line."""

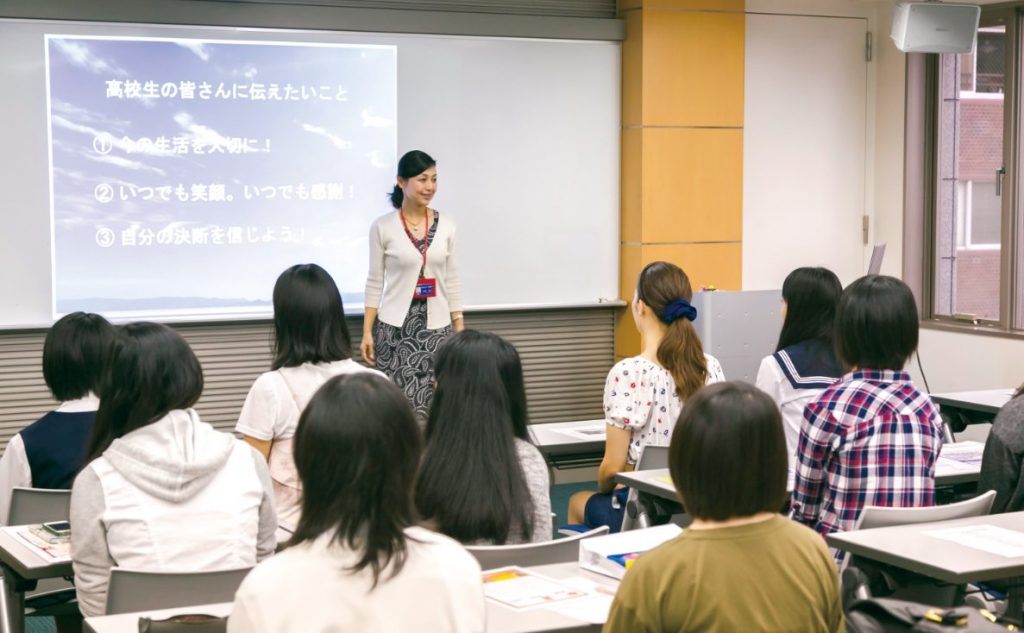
xmin=271 ymin=264 xmax=352 ymax=370
xmin=775 ymin=267 xmax=843 ymax=352
xmin=495 ymin=333 xmax=530 ymax=441
xmin=290 ymin=373 xmax=421 ymax=587
xmin=389 ymin=150 xmax=436 ymax=209
xmin=415 ymin=330 xmax=534 ymax=544
xmin=86 ymin=322 xmax=203 ymax=462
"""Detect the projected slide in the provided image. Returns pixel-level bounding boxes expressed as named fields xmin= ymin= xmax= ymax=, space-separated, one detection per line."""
xmin=46 ymin=36 xmax=396 ymax=319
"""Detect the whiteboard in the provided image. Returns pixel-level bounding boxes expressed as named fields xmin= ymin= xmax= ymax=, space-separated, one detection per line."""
xmin=0 ymin=20 xmax=620 ymax=327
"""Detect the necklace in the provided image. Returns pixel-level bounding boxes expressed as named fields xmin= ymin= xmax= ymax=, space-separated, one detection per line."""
xmin=402 ymin=209 xmax=428 ymax=236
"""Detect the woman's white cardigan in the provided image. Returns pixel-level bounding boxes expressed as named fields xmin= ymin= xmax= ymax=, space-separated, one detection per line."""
xmin=364 ymin=210 xmax=462 ymax=330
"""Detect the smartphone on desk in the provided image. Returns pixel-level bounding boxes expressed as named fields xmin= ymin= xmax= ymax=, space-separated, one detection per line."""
xmin=41 ymin=521 xmax=71 ymax=537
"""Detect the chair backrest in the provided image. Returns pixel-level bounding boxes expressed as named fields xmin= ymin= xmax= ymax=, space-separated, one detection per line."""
xmin=854 ymin=490 xmax=996 ymax=531
xmin=466 ymin=526 xmax=610 ymax=569
xmin=105 ymin=567 xmax=252 ymax=615
xmin=8 ymin=487 xmax=70 ymax=525
xmin=636 ymin=445 xmax=669 ymax=471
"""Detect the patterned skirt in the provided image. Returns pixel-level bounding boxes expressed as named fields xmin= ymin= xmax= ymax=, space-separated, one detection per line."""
xmin=373 ymin=299 xmax=452 ymax=419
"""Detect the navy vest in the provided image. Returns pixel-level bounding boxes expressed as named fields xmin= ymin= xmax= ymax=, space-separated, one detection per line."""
xmin=20 ymin=410 xmax=96 ymax=489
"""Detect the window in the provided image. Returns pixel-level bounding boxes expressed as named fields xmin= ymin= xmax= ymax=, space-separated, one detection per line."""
xmin=927 ymin=15 xmax=1010 ymax=325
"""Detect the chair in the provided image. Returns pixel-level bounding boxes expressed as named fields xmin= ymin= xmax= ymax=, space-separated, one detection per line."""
xmin=621 ymin=445 xmax=676 ymax=531
xmin=558 ymin=445 xmax=673 ymax=536
xmin=466 ymin=526 xmax=609 ymax=569
xmin=8 ymin=487 xmax=70 ymax=525
xmin=842 ymin=490 xmax=997 ymax=609
xmin=854 ymin=490 xmax=995 ymax=531
xmin=105 ymin=567 xmax=253 ymax=615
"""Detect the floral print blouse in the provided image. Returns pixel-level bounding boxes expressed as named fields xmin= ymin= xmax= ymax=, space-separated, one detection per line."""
xmin=604 ymin=354 xmax=726 ymax=464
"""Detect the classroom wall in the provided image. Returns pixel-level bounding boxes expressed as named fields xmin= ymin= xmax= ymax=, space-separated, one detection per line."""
xmin=738 ymin=0 xmax=1024 ymax=394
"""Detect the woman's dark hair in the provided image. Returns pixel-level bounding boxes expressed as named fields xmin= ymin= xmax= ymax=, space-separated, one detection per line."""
xmin=415 ymin=330 xmax=534 ymax=544
xmin=776 ymin=267 xmax=843 ymax=351
xmin=271 ymin=264 xmax=352 ymax=370
xmin=87 ymin=322 xmax=203 ymax=462
xmin=669 ymin=381 xmax=788 ymax=520
xmin=389 ymin=150 xmax=436 ymax=209
xmin=637 ymin=261 xmax=708 ymax=400
xmin=290 ymin=373 xmax=421 ymax=587
xmin=43 ymin=312 xmax=115 ymax=401
xmin=835 ymin=275 xmax=919 ymax=371
xmin=495 ymin=333 xmax=530 ymax=440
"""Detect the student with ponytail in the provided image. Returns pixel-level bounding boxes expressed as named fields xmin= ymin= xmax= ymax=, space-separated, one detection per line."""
xmin=568 ymin=261 xmax=724 ymax=530
xmin=362 ymin=150 xmax=463 ymax=418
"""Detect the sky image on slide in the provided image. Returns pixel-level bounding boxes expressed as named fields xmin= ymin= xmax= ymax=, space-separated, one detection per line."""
xmin=46 ymin=35 xmax=397 ymax=319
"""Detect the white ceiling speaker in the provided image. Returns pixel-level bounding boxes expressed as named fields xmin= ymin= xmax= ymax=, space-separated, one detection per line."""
xmin=891 ymin=2 xmax=981 ymax=54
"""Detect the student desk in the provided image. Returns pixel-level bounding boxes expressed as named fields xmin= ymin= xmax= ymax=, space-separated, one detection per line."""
xmin=529 ymin=420 xmax=606 ymax=468
xmin=84 ymin=562 xmax=620 ymax=633
xmin=615 ymin=442 xmax=983 ymax=508
xmin=931 ymin=389 xmax=1013 ymax=432
xmin=0 ymin=528 xmax=73 ymax=633
xmin=826 ymin=511 xmax=1024 ymax=617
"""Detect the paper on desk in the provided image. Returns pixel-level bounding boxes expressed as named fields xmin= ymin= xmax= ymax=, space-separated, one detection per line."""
xmin=939 ymin=441 xmax=984 ymax=467
xmin=5 ymin=525 xmax=71 ymax=563
xmin=935 ymin=456 xmax=978 ymax=474
xmin=544 ymin=594 xmax=614 ymax=623
xmin=924 ymin=524 xmax=1024 ymax=558
xmin=554 ymin=425 xmax=606 ymax=441
xmin=482 ymin=566 xmax=587 ymax=610
xmin=541 ymin=576 xmax=615 ymax=623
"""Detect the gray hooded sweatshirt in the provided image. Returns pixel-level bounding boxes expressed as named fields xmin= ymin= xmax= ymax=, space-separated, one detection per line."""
xmin=69 ymin=409 xmax=276 ymax=617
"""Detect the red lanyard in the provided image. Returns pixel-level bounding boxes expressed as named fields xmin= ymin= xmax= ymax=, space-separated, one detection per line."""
xmin=400 ymin=208 xmax=432 ymax=276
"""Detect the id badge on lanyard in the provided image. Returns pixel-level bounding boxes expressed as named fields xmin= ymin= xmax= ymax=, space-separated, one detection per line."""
xmin=402 ymin=210 xmax=437 ymax=299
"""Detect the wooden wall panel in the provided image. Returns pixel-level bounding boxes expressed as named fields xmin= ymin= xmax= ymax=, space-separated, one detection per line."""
xmin=641 ymin=127 xmax=743 ymax=243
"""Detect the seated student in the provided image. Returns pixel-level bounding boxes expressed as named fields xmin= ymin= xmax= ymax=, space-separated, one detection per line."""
xmin=415 ymin=330 xmax=551 ymax=544
xmin=604 ymin=382 xmax=844 ymax=633
xmin=0 ymin=312 xmax=114 ymax=524
xmin=235 ymin=263 xmax=385 ymax=531
xmin=979 ymin=385 xmax=1024 ymax=513
xmin=791 ymin=275 xmax=943 ymax=558
xmin=70 ymin=322 xmax=276 ymax=617
xmin=229 ymin=373 xmax=485 ymax=633
xmin=568 ymin=261 xmax=724 ymax=530
xmin=755 ymin=267 xmax=843 ymax=469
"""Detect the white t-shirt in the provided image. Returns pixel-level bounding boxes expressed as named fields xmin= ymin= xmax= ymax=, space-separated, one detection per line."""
xmin=235 ymin=359 xmax=386 ymax=528
xmin=228 ymin=526 xmax=485 ymax=633
xmin=604 ymin=355 xmax=725 ymax=464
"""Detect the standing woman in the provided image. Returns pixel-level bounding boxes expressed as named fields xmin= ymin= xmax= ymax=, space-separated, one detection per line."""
xmin=755 ymin=267 xmax=843 ymax=469
xmin=362 ymin=150 xmax=463 ymax=417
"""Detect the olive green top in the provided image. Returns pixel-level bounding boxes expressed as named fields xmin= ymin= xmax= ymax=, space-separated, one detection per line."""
xmin=603 ymin=515 xmax=844 ymax=633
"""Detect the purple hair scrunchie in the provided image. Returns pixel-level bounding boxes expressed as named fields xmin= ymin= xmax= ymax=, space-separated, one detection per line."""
xmin=661 ymin=298 xmax=698 ymax=324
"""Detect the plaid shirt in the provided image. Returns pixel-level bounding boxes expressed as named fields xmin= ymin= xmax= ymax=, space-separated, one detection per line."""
xmin=791 ymin=370 xmax=943 ymax=554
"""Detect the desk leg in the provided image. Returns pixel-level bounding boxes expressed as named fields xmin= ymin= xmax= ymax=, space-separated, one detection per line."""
xmin=0 ymin=569 xmax=24 ymax=633
xmin=1008 ymin=584 xmax=1024 ymax=625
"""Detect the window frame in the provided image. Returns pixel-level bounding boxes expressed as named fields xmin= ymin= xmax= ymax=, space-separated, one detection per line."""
xmin=917 ymin=5 xmax=1020 ymax=332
